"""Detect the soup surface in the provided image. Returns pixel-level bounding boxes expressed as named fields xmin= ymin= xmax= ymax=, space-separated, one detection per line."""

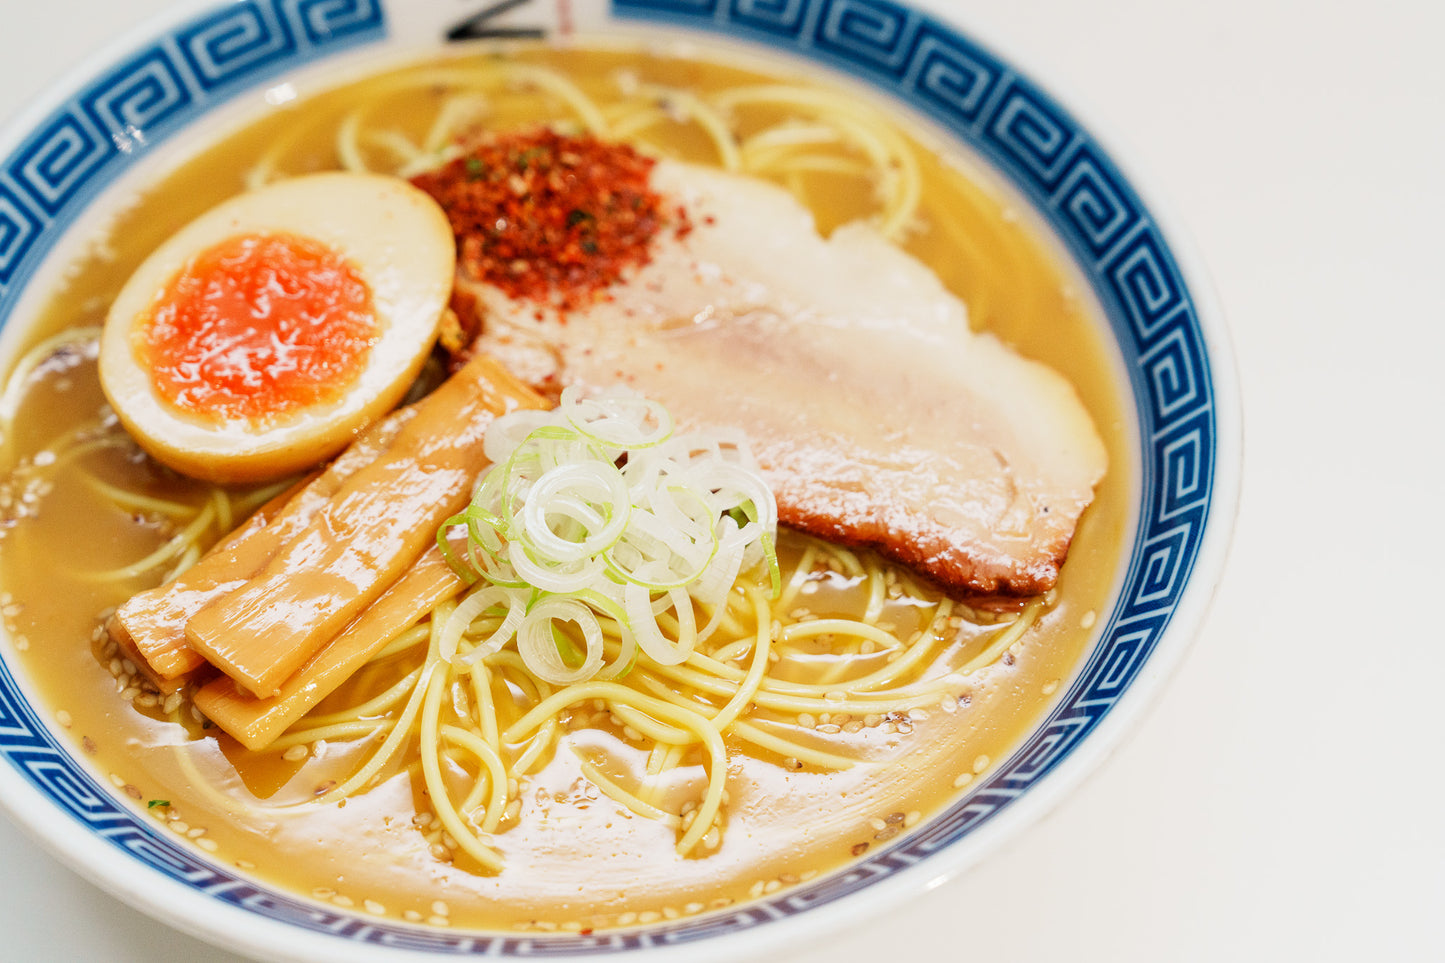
xmin=0 ymin=43 xmax=1130 ymax=932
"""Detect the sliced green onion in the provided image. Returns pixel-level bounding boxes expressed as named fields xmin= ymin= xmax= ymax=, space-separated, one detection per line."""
xmin=439 ymin=387 xmax=778 ymax=685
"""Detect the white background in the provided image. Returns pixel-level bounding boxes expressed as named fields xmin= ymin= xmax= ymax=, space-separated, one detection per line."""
xmin=1 ymin=0 xmax=1442 ymax=960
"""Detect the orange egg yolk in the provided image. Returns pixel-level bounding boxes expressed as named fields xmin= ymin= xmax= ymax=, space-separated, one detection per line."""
xmin=138 ymin=232 xmax=379 ymax=424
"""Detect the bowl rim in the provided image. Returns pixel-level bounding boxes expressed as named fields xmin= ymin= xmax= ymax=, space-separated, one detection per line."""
xmin=0 ymin=0 xmax=1241 ymax=960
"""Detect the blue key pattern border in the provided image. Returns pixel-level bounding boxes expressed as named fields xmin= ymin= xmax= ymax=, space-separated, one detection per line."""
xmin=0 ymin=0 xmax=1216 ymax=953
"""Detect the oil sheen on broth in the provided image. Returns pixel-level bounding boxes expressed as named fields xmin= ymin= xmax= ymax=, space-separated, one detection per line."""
xmin=0 ymin=44 xmax=1130 ymax=930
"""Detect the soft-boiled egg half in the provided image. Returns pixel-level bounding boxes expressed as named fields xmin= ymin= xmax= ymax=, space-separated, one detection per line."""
xmin=99 ymin=172 xmax=455 ymax=484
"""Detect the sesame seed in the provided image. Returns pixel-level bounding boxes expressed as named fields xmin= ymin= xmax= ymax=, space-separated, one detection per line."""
xmin=953 ymin=772 xmax=974 ymax=789
xmin=171 ymin=821 xmax=190 ymax=834
xmin=332 ymin=895 xmax=354 ymax=908
xmin=196 ymin=838 xmax=219 ymax=852
xmin=1042 ymin=679 xmax=1060 ymax=695
xmin=313 ymin=888 xmax=336 ymax=900
xmin=685 ymin=901 xmax=705 ymax=915
xmin=427 ymin=915 xmax=451 ymax=927
xmin=972 ymin=754 xmax=990 ymax=774
xmin=282 ymin=745 xmax=308 ymax=762
xmin=1081 ymin=610 xmax=1097 ymax=629
xmin=431 ymin=900 xmax=450 ymax=917
xmin=904 ymin=810 xmax=922 ymax=827
xmin=108 ymin=773 xmax=125 ymax=788
xmin=403 ymin=910 xmax=423 ymax=922
xmin=763 ymin=879 xmax=782 ymax=894
xmin=638 ymin=910 xmax=660 ymax=923
xmin=816 ymin=723 xmax=842 ymax=734
xmin=662 ymin=906 xmax=680 ymax=920
xmin=56 ymin=710 xmax=72 ymax=728
xmin=365 ymin=900 xmax=386 ymax=915
xmin=702 ymin=827 xmax=721 ymax=850
xmin=616 ymin=911 xmax=637 ymax=926
xmin=867 ymin=817 xmax=887 ymax=832
xmin=748 ymin=880 xmax=765 ymax=899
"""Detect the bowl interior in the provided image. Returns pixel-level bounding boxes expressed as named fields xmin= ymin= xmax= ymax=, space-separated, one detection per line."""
xmin=0 ymin=0 xmax=1233 ymax=958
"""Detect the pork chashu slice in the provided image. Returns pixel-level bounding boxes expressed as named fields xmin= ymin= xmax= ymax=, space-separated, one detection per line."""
xmin=458 ymin=161 xmax=1108 ymax=598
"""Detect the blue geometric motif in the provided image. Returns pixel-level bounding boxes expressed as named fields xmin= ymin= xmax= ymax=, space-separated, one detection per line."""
xmin=176 ymin=0 xmax=298 ymax=92
xmin=0 ymin=0 xmax=1219 ymax=954
xmin=729 ymin=0 xmax=810 ymax=37
xmin=908 ymin=26 xmax=1000 ymax=125
xmin=813 ymin=0 xmax=917 ymax=76
xmin=0 ymin=184 xmax=41 ymax=285
xmin=292 ymin=0 xmax=385 ymax=46
xmin=5 ymin=111 xmax=111 ymax=215
xmin=81 ymin=49 xmax=192 ymax=149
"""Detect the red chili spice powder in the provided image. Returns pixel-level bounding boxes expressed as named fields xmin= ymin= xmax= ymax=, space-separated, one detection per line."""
xmin=411 ymin=128 xmax=691 ymax=315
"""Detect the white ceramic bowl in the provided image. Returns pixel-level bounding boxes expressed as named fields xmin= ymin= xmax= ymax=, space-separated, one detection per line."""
xmin=0 ymin=0 xmax=1239 ymax=960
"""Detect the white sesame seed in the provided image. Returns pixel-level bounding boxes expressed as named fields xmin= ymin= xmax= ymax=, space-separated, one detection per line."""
xmin=1042 ymin=679 xmax=1059 ymax=695
xmin=953 ymin=772 xmax=974 ymax=789
xmin=431 ymin=900 xmax=449 ymax=917
xmin=972 ymin=754 xmax=990 ymax=774
xmin=1081 ymin=610 xmax=1097 ymax=629
xmin=56 ymin=711 xmax=72 ymax=728
xmin=365 ymin=900 xmax=386 ymax=915
xmin=282 ymin=745 xmax=308 ymax=762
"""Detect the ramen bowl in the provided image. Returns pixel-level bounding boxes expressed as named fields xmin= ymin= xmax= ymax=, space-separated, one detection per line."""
xmin=0 ymin=0 xmax=1237 ymax=960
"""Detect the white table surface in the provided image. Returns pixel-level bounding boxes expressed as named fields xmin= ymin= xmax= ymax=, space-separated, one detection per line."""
xmin=2 ymin=0 xmax=1442 ymax=960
